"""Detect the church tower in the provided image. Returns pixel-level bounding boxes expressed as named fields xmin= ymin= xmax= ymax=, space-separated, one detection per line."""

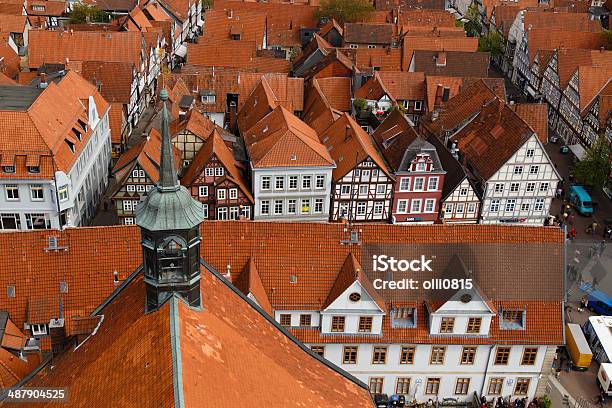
xmin=136 ymin=89 xmax=205 ymax=312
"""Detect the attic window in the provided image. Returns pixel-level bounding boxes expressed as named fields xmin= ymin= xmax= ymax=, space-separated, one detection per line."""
xmin=391 ymin=307 xmax=416 ymax=328
xmin=77 ymin=119 xmax=87 ymax=132
xmin=231 ymin=33 xmax=241 ymax=40
xmin=59 ymin=281 xmax=68 ymax=293
xmin=349 ymin=292 xmax=361 ymax=302
xmin=500 ymin=309 xmax=525 ymax=330
xmin=72 ymin=128 xmax=82 ymax=141
xmin=32 ymin=4 xmax=45 ymax=11
xmin=3 ymin=166 xmax=15 ymax=174
xmin=290 ymin=154 xmax=297 ymax=161
xmin=7 ymin=285 xmax=15 ymax=298
xmin=65 ymin=139 xmax=75 ymax=153
xmin=27 ymin=166 xmax=40 ymax=174
xmin=289 ymin=275 xmax=297 ymax=284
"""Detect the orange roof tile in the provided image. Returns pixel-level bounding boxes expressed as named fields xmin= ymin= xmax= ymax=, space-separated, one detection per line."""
xmin=181 ymin=129 xmax=253 ymax=202
xmin=526 ymin=29 xmax=604 ymax=63
xmin=27 ymin=0 xmax=65 ymax=16
xmin=523 ymin=10 xmax=602 ymax=33
xmin=0 ymin=71 xmax=110 ymax=176
xmin=243 ymin=106 xmax=335 ymax=168
xmin=0 ymin=14 xmax=26 ymax=34
xmin=344 ymin=22 xmax=393 ymax=44
xmin=234 ymin=258 xmax=273 ymax=315
xmin=425 ymin=75 xmax=464 ymax=110
xmin=372 ymin=108 xmax=419 ymax=171
xmin=394 ymin=8 xmax=456 ymax=27
xmin=356 ymin=70 xmax=425 ymax=102
xmin=0 ymin=41 xmax=19 ymax=79
xmin=27 ymin=30 xmax=143 ymax=69
xmin=342 ymin=47 xmax=404 ymax=71
xmin=107 ymin=102 xmax=126 ymax=145
xmin=186 ymin=41 xmax=291 ymax=72
xmin=202 ymin=9 xmax=267 ymax=49
xmin=320 ymin=113 xmax=393 ymax=180
xmin=313 ymin=77 xmax=352 ymax=111
xmin=302 ymin=79 xmax=343 ymax=135
xmin=77 ymin=61 xmax=135 ymax=103
xmin=577 ymin=64 xmax=612 ymax=111
xmin=237 ymin=73 xmax=304 ymax=111
xmin=511 ymin=103 xmax=548 ymax=143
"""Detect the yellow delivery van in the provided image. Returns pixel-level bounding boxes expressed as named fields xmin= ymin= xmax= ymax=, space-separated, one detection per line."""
xmin=566 ymin=323 xmax=593 ymax=371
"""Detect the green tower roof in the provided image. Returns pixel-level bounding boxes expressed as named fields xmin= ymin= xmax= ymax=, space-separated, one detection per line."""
xmin=136 ymin=89 xmax=204 ymax=231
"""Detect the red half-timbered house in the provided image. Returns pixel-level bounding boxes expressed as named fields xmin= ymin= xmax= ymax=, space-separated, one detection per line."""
xmin=319 ymin=113 xmax=394 ymax=222
xmin=181 ymin=129 xmax=253 ymax=220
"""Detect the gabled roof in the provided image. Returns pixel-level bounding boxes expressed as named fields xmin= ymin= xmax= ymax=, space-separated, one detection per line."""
xmin=318 ymin=18 xmax=344 ymax=38
xmin=234 ymin=258 xmax=273 ymax=315
xmin=421 ymin=79 xmax=501 ymax=137
xmin=372 ymin=108 xmax=419 ymax=171
xmin=0 ymin=41 xmax=20 ymax=79
xmin=243 ymin=106 xmax=335 ymax=168
xmin=402 ymin=36 xmax=479 ymax=71
xmin=313 ymin=77 xmax=352 ymax=111
xmin=5 ymin=264 xmax=374 ymax=407
xmin=576 ymin=63 xmax=612 ymax=111
xmin=555 ymin=48 xmax=612 ymax=89
xmin=397 ymin=137 xmax=444 ymax=173
xmin=320 ymin=113 xmax=393 ymax=180
xmin=412 ymin=51 xmax=490 ymax=78
xmin=525 ymin=29 xmax=603 ymax=64
xmin=27 ymin=0 xmax=65 ymax=16
xmin=511 ymin=103 xmax=548 ymax=144
xmin=302 ymin=79 xmax=343 ymax=135
xmin=0 ymin=14 xmax=26 ymax=34
xmin=299 ymin=48 xmax=356 ymax=80
xmin=110 ymin=128 xmax=181 ymax=195
xmin=324 ymin=253 xmax=386 ymax=311
xmin=237 ymin=73 xmax=304 ymax=112
xmin=292 ymin=33 xmax=333 ymax=74
xmin=355 ymin=71 xmax=425 ymax=102
xmin=202 ymin=9 xmax=267 ymax=49
xmin=237 ymin=76 xmax=297 ymax=133
xmin=77 ymin=61 xmax=135 ymax=104
xmin=186 ymin=40 xmax=291 ymax=73
xmin=181 ymin=129 xmax=253 ymax=202
xmin=427 ymin=134 xmax=472 ymax=201
xmin=344 ymin=23 xmax=393 ymax=44
xmin=342 ymin=47 xmax=404 ymax=71
xmin=27 ymin=30 xmax=143 ymax=69
xmin=170 ymin=109 xmax=218 ymax=141
xmin=0 ymin=71 xmax=109 ymax=176
xmin=394 ymin=8 xmax=455 ymax=27
xmin=523 ymin=10 xmax=602 ymax=33
xmin=451 ymin=99 xmax=535 ymax=181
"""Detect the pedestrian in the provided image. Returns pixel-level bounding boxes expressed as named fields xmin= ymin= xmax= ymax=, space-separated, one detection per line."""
xmin=556 ymin=187 xmax=562 ymax=199
xmin=600 ymin=240 xmax=607 ymax=256
xmin=569 ymin=214 xmax=575 ymax=226
xmin=570 ymin=227 xmax=577 ymax=240
xmin=579 ymin=295 xmax=588 ymax=312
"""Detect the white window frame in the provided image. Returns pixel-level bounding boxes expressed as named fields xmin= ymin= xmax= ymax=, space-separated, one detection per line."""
xmin=260 ymin=200 xmax=270 ymax=215
xmin=490 ymin=199 xmax=500 ymax=212
xmin=399 ymin=178 xmax=410 ymax=192
xmin=397 ymin=199 xmax=409 ymax=213
xmin=424 ymin=199 xmax=435 ymax=213
xmin=314 ymin=198 xmax=324 ymax=213
xmin=427 ymin=177 xmax=439 ymax=191
xmin=410 ymin=199 xmax=422 ymax=213
xmin=198 ymin=186 xmax=208 ymax=197
xmin=413 ymin=177 xmax=424 ymax=191
xmin=229 ymin=188 xmax=238 ymax=199
xmin=315 ymin=175 xmax=325 ymax=189
xmin=5 ymin=185 xmax=18 ymax=201
xmin=217 ymin=189 xmax=226 ymax=200
xmin=30 ymin=184 xmax=44 ymax=201
xmin=261 ymin=176 xmax=271 ymax=190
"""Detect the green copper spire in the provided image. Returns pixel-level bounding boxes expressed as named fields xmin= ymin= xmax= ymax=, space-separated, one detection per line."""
xmin=158 ymin=89 xmax=180 ymax=191
xmin=135 ymin=89 xmax=205 ymax=231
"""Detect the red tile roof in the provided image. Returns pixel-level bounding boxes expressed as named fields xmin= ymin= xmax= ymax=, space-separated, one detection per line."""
xmin=355 ymin=70 xmax=425 ymax=102
xmin=27 ymin=0 xmax=65 ymax=16
xmin=0 ymin=222 xmax=564 ymax=358
xmin=343 ymin=22 xmax=393 ymax=45
xmin=451 ymin=99 xmax=535 ymax=180
xmin=523 ymin=10 xmax=602 ymax=33
xmin=181 ymin=129 xmax=253 ymax=202
xmin=0 ymin=14 xmax=26 ymax=34
xmin=202 ymin=9 xmax=267 ymax=49
xmin=313 ymin=77 xmax=352 ymax=111
xmin=234 ymin=258 xmax=273 ymax=315
xmin=243 ymin=106 xmax=335 ymax=168
xmin=320 ymin=113 xmax=393 ymax=180
xmin=302 ymin=79 xmax=343 ymax=135
xmin=0 ymin=71 xmax=110 ymax=176
xmin=27 ymin=30 xmax=143 ymax=69
xmin=77 ymin=61 xmax=135 ymax=104
xmin=341 ymin=47 xmax=404 ymax=71
xmin=0 ymin=41 xmax=19 ymax=79
xmin=186 ymin=40 xmax=291 ymax=72
xmin=372 ymin=108 xmax=419 ymax=171
xmin=412 ymin=50 xmax=490 ymax=78
xmin=576 ymin=63 xmax=612 ymax=111
xmin=394 ymin=8 xmax=456 ymax=27
xmin=526 ymin=28 xmax=604 ymax=63
xmin=511 ymin=103 xmax=548 ymax=143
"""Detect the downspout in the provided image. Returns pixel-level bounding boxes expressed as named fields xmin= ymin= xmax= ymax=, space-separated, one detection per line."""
xmin=480 ymin=344 xmax=495 ymax=398
xmin=51 ymin=157 xmax=63 ymax=231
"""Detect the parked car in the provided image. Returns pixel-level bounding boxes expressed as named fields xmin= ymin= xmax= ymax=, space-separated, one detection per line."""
xmin=569 ymin=185 xmax=594 ymax=216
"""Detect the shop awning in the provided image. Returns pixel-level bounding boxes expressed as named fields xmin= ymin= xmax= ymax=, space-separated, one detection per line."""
xmin=174 ymin=44 xmax=187 ymax=58
xmin=569 ymin=144 xmax=587 ymax=160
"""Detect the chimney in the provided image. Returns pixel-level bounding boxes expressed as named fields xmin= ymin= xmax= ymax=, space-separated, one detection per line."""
xmin=39 ymin=73 xmax=48 ymax=89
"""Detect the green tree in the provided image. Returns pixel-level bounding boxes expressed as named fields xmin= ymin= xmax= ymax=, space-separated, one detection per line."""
xmin=68 ymin=3 xmax=109 ymax=24
xmin=463 ymin=3 xmax=482 ymax=37
xmin=314 ymin=0 xmax=374 ymax=25
xmin=289 ymin=46 xmax=300 ymax=62
xmin=575 ymin=135 xmax=612 ymax=190
xmin=478 ymin=29 xmax=503 ymax=58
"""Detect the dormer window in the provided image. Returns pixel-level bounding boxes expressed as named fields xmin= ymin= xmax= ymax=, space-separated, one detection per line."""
xmin=466 ymin=317 xmax=482 ymax=333
xmin=30 ymin=323 xmax=48 ymax=336
xmin=77 ymin=119 xmax=88 ymax=132
xmin=500 ymin=309 xmax=525 ymax=329
xmin=32 ymin=4 xmax=45 ymax=11
xmin=416 ymin=162 xmax=426 ymax=171
xmin=3 ymin=166 xmax=15 ymax=173
xmin=331 ymin=315 xmax=345 ymax=332
xmin=65 ymin=139 xmax=75 ymax=153
xmin=27 ymin=166 xmax=40 ymax=174
xmin=72 ymin=128 xmax=82 ymax=141
xmin=391 ymin=307 xmax=416 ymax=328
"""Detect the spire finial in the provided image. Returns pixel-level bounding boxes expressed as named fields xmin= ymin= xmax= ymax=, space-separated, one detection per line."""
xmin=158 ymin=88 xmax=179 ymax=191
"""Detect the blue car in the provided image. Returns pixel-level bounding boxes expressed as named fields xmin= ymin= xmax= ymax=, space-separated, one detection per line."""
xmin=570 ymin=185 xmax=594 ymax=216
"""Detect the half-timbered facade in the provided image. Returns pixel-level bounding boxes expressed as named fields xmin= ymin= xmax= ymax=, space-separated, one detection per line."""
xmin=430 ymin=137 xmax=481 ymax=224
xmin=582 ymin=80 xmax=612 ymax=145
xmin=109 ymin=129 xmax=180 ymax=225
xmin=181 ymin=130 xmax=253 ymax=220
xmin=320 ymin=114 xmax=394 ymax=222
xmin=170 ymin=110 xmax=229 ymax=170
xmin=391 ymin=139 xmax=445 ymax=224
